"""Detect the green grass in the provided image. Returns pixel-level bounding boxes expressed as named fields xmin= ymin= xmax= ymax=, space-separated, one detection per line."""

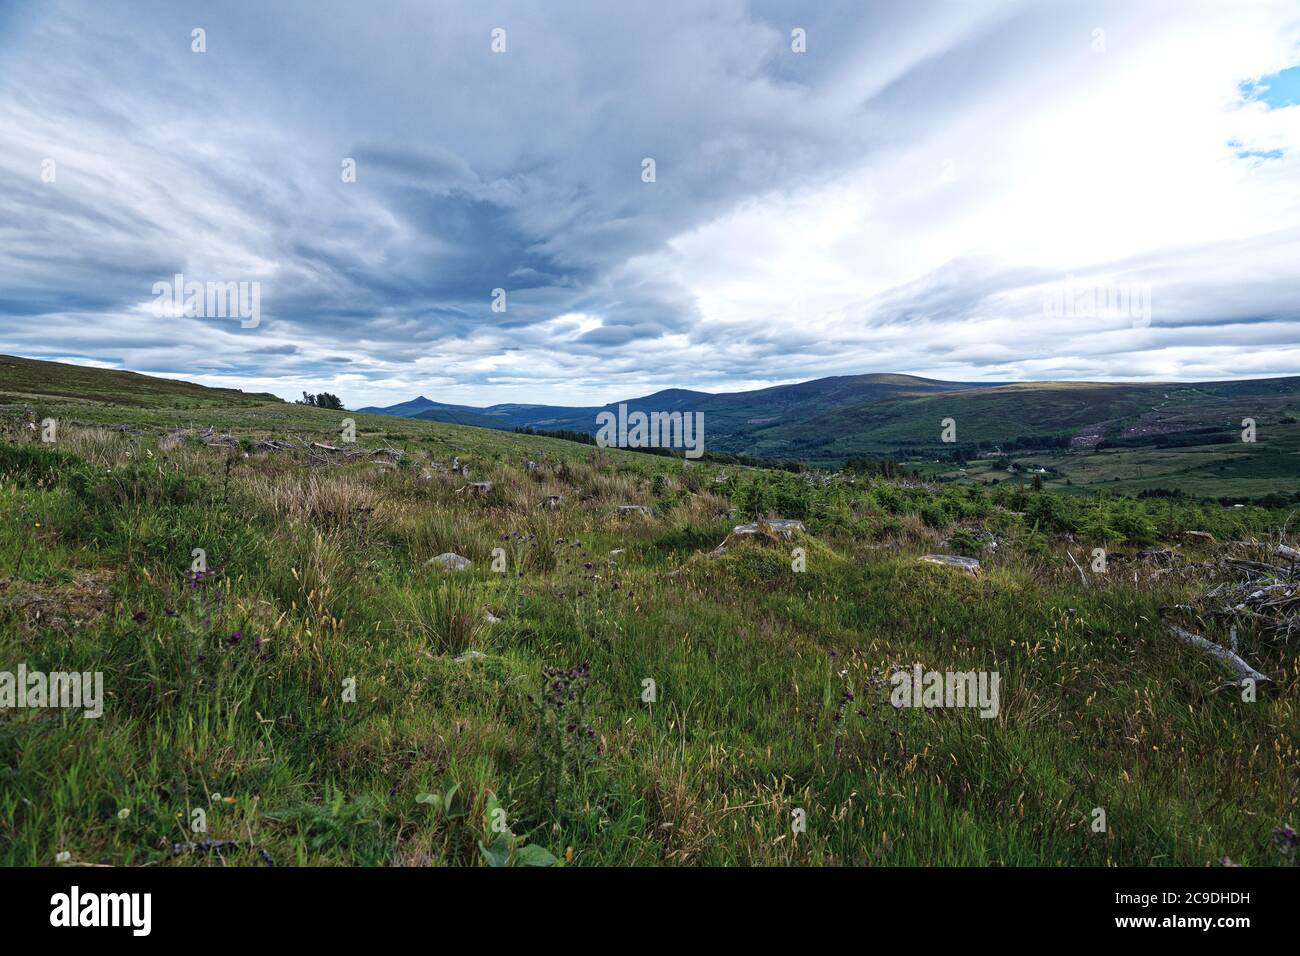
xmin=0 ymin=354 xmax=278 ymax=410
xmin=0 ymin=373 xmax=1296 ymax=867
xmin=731 ymin=377 xmax=1300 ymax=499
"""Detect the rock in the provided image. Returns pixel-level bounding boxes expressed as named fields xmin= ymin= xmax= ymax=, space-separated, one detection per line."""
xmin=544 ymin=494 xmax=563 ymax=509
xmin=453 ymin=650 xmax=486 ymax=662
xmin=732 ymin=519 xmax=805 ymax=538
xmin=526 ymin=460 xmax=537 ymax=472
xmin=466 ymin=481 xmax=494 ymax=496
xmin=428 ymin=552 xmax=472 ymax=571
xmin=451 ymin=456 xmax=461 ymax=472
xmin=713 ymin=518 xmax=807 ymax=554
xmin=483 ymin=611 xmax=501 ymax=624
xmin=617 ymin=505 xmax=652 ymax=516
xmin=919 ymin=554 xmax=980 ymax=572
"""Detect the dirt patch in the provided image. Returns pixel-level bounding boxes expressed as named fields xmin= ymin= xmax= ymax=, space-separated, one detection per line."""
xmin=0 ymin=571 xmax=116 ymax=633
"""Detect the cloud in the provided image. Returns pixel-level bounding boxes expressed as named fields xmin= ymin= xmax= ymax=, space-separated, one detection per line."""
xmin=0 ymin=0 xmax=1298 ymax=408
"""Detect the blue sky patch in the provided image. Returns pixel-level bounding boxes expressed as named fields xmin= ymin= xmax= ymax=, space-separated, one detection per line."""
xmin=1227 ymin=139 xmax=1285 ymax=162
xmin=1240 ymin=64 xmax=1300 ymax=108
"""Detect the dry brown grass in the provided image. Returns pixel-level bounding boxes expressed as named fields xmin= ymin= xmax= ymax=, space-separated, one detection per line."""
xmin=666 ymin=492 xmax=730 ymax=526
xmin=242 ymin=470 xmax=380 ymax=529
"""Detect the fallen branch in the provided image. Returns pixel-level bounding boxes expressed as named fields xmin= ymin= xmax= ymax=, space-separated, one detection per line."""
xmin=254 ymin=438 xmax=296 ymax=451
xmin=1167 ymin=624 xmax=1271 ymax=686
xmin=168 ymin=839 xmax=275 ymax=865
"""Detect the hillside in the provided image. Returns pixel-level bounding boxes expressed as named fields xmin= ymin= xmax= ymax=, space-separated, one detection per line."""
xmin=0 ymin=356 xmax=1297 ymax=867
xmin=5 ymin=356 xmax=1299 ymax=501
xmin=743 ymin=378 xmax=1300 ymax=456
xmin=359 ymin=368 xmax=1300 ymax=500
xmin=0 ymin=354 xmax=280 ymax=410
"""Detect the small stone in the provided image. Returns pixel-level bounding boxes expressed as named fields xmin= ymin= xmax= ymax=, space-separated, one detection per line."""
xmin=428 ymin=552 xmax=472 ymax=571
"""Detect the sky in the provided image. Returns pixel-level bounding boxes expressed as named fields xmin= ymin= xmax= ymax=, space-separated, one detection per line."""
xmin=1 ymin=0 xmax=1299 ymax=408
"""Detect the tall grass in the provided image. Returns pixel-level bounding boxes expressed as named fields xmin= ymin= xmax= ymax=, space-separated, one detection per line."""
xmin=0 ymin=411 xmax=1294 ymax=867
xmin=399 ymin=576 xmax=490 ymax=655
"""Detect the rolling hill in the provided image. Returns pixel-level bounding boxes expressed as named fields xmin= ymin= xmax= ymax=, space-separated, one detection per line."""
xmin=361 ymin=373 xmax=996 ymax=441
xmin=359 ymin=371 xmax=1300 ymax=495
xmin=4 ymin=355 xmax=1299 ymax=500
xmin=0 ymin=354 xmax=280 ymax=409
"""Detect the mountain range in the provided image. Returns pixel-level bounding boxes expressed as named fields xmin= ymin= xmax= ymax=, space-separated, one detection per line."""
xmin=3 ymin=354 xmax=1296 ymax=499
xmin=357 ymin=372 xmax=1300 ymax=468
xmin=357 ymin=373 xmax=996 ymax=454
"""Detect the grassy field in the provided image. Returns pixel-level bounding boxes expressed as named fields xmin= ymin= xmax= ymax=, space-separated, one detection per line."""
xmin=0 ymin=364 xmax=1297 ymax=866
xmin=0 ymin=355 xmax=278 ymax=410
xmin=942 ymin=434 xmax=1300 ymax=501
xmin=736 ymin=378 xmax=1300 ymax=499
